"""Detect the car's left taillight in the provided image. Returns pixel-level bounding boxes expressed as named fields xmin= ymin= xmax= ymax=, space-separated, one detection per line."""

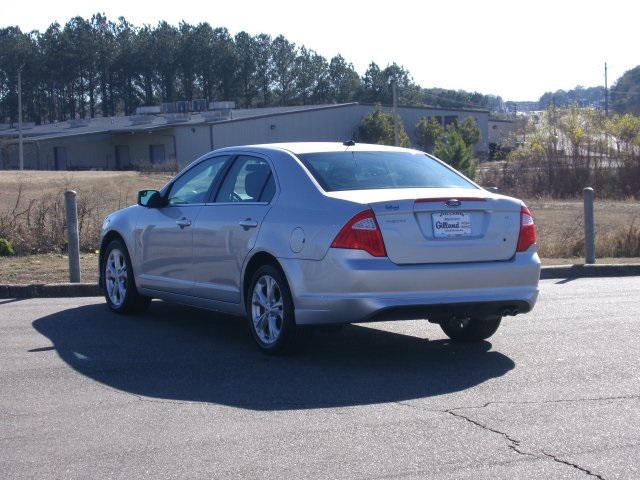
xmin=516 ymin=206 xmax=537 ymax=252
xmin=331 ymin=209 xmax=387 ymax=257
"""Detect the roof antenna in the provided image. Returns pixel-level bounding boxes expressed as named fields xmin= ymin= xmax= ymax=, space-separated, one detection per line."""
xmin=343 ymin=139 xmax=355 ymax=146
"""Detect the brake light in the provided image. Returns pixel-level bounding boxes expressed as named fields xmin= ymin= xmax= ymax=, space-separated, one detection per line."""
xmin=516 ymin=206 xmax=537 ymax=252
xmin=331 ymin=209 xmax=387 ymax=257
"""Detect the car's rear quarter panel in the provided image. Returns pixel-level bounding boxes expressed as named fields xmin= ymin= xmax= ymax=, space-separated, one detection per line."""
xmin=254 ymin=149 xmax=363 ymax=261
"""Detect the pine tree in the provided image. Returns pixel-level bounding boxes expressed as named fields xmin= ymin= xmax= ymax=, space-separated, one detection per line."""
xmin=357 ymin=107 xmax=411 ymax=147
xmin=434 ymin=128 xmax=477 ymax=179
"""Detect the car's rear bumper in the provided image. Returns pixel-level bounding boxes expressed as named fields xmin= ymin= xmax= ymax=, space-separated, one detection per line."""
xmin=279 ymin=249 xmax=541 ymax=325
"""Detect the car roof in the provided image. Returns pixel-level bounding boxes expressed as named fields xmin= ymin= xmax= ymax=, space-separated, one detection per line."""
xmin=223 ymin=142 xmax=422 ymax=155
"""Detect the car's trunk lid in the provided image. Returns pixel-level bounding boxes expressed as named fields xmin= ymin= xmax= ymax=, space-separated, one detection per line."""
xmin=328 ymin=188 xmax=522 ymax=264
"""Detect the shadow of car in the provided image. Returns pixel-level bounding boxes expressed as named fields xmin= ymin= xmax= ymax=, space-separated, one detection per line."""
xmin=32 ymin=302 xmax=515 ymax=410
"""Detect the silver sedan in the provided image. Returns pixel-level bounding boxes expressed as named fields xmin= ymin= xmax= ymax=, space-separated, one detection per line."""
xmin=100 ymin=142 xmax=540 ymax=353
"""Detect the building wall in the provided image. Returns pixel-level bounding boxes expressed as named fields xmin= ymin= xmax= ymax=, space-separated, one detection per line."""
xmin=1 ymin=105 xmax=490 ymax=170
xmin=368 ymin=105 xmax=490 ymax=152
xmin=173 ymin=124 xmax=213 ymax=167
xmin=1 ymin=131 xmax=176 ymax=170
xmin=208 ymin=105 xmax=363 ymax=152
xmin=188 ymin=104 xmax=489 ymax=167
xmin=110 ymin=130 xmax=177 ymax=168
xmin=488 ymin=120 xmax=516 ymax=146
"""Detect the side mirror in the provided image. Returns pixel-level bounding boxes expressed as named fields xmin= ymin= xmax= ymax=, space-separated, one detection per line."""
xmin=138 ymin=189 xmax=165 ymax=208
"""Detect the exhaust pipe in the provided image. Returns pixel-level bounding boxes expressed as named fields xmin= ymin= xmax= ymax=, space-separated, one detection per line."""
xmin=501 ymin=307 xmax=520 ymax=317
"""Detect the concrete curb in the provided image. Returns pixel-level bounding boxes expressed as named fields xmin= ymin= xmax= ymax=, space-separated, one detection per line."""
xmin=1 ymin=264 xmax=639 ymax=298
xmin=540 ymin=263 xmax=640 ymax=280
xmin=0 ymin=283 xmax=101 ymax=299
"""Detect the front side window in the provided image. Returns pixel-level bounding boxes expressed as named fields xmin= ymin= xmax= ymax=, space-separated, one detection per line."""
xmin=298 ymin=151 xmax=476 ymax=192
xmin=215 ymin=156 xmax=275 ymax=203
xmin=167 ymin=156 xmax=230 ymax=205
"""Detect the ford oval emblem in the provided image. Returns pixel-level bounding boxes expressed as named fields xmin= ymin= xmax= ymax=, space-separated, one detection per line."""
xmin=445 ymin=199 xmax=462 ymax=207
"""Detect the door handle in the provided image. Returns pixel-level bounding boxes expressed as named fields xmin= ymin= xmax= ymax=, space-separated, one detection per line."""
xmin=176 ymin=217 xmax=192 ymax=228
xmin=238 ymin=219 xmax=259 ymax=229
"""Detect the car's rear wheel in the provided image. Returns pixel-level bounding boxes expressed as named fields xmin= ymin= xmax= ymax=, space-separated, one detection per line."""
xmin=246 ymin=264 xmax=298 ymax=354
xmin=440 ymin=315 xmax=502 ymax=342
xmin=103 ymin=239 xmax=150 ymax=314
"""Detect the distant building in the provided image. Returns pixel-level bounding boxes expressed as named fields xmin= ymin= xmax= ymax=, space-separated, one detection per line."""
xmin=0 ymin=102 xmax=489 ymax=170
xmin=488 ymin=118 xmax=517 ymax=147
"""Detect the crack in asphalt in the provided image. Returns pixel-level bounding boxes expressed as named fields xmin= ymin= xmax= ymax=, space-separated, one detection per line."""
xmin=445 ymin=409 xmax=537 ymax=458
xmin=447 ymin=394 xmax=640 ymax=412
xmin=443 ymin=409 xmax=607 ymax=479
xmin=393 ymin=398 xmax=626 ymax=479
xmin=541 ymin=451 xmax=606 ymax=480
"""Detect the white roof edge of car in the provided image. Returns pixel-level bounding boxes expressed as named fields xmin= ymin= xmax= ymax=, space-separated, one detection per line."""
xmin=218 ymin=142 xmax=424 ymax=155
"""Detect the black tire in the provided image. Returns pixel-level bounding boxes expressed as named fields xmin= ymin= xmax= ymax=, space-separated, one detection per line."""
xmin=245 ymin=264 xmax=298 ymax=354
xmin=440 ymin=315 xmax=502 ymax=342
xmin=103 ymin=239 xmax=150 ymax=314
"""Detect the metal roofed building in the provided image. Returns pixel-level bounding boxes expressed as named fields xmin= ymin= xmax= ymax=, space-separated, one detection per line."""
xmin=0 ymin=103 xmax=489 ymax=170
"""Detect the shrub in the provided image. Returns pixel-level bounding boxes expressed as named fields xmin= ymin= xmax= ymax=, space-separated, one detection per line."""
xmin=0 ymin=186 xmax=105 ymax=255
xmin=478 ymin=108 xmax=640 ymax=199
xmin=357 ymin=107 xmax=411 ymax=147
xmin=132 ymin=158 xmax=181 ymax=174
xmin=0 ymin=238 xmax=15 ymax=256
xmin=434 ymin=128 xmax=477 ymax=179
xmin=415 ymin=117 xmax=443 ymax=153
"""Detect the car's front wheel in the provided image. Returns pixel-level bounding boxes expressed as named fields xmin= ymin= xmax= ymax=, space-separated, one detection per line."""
xmin=103 ymin=239 xmax=150 ymax=314
xmin=246 ymin=264 xmax=298 ymax=354
xmin=440 ymin=315 xmax=502 ymax=342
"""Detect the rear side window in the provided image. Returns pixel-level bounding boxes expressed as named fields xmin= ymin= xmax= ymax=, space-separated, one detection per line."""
xmin=215 ymin=156 xmax=276 ymax=203
xmin=297 ymin=151 xmax=476 ymax=192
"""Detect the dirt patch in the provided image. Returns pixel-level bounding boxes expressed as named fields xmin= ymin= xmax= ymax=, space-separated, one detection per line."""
xmin=0 ymin=253 xmax=99 ymax=284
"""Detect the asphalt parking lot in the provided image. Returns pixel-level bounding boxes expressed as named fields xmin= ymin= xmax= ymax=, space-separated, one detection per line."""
xmin=1 ymin=277 xmax=639 ymax=479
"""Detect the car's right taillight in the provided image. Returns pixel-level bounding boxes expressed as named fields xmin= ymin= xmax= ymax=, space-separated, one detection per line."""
xmin=331 ymin=209 xmax=387 ymax=257
xmin=516 ymin=206 xmax=537 ymax=252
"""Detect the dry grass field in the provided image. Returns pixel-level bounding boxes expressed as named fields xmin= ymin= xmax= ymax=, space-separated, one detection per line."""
xmin=528 ymin=198 xmax=640 ymax=258
xmin=0 ymin=171 xmax=171 ymax=255
xmin=0 ymin=170 xmax=171 ymax=209
xmin=0 ymin=171 xmax=639 ymax=283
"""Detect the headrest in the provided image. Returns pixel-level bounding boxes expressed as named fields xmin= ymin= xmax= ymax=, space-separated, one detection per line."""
xmin=245 ymin=164 xmax=270 ymax=200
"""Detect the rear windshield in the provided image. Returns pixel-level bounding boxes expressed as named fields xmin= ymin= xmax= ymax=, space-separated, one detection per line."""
xmin=297 ymin=151 xmax=476 ymax=192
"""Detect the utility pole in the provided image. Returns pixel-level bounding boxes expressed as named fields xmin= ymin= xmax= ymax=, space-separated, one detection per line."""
xmin=17 ymin=68 xmax=24 ymax=171
xmin=392 ymin=80 xmax=400 ymax=147
xmin=604 ymin=62 xmax=609 ymax=117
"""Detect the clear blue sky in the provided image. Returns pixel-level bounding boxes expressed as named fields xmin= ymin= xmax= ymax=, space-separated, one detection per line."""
xmin=3 ymin=0 xmax=638 ymax=100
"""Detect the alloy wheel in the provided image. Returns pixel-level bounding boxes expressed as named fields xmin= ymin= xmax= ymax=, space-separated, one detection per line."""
xmin=105 ymin=248 xmax=127 ymax=308
xmin=251 ymin=275 xmax=284 ymax=345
